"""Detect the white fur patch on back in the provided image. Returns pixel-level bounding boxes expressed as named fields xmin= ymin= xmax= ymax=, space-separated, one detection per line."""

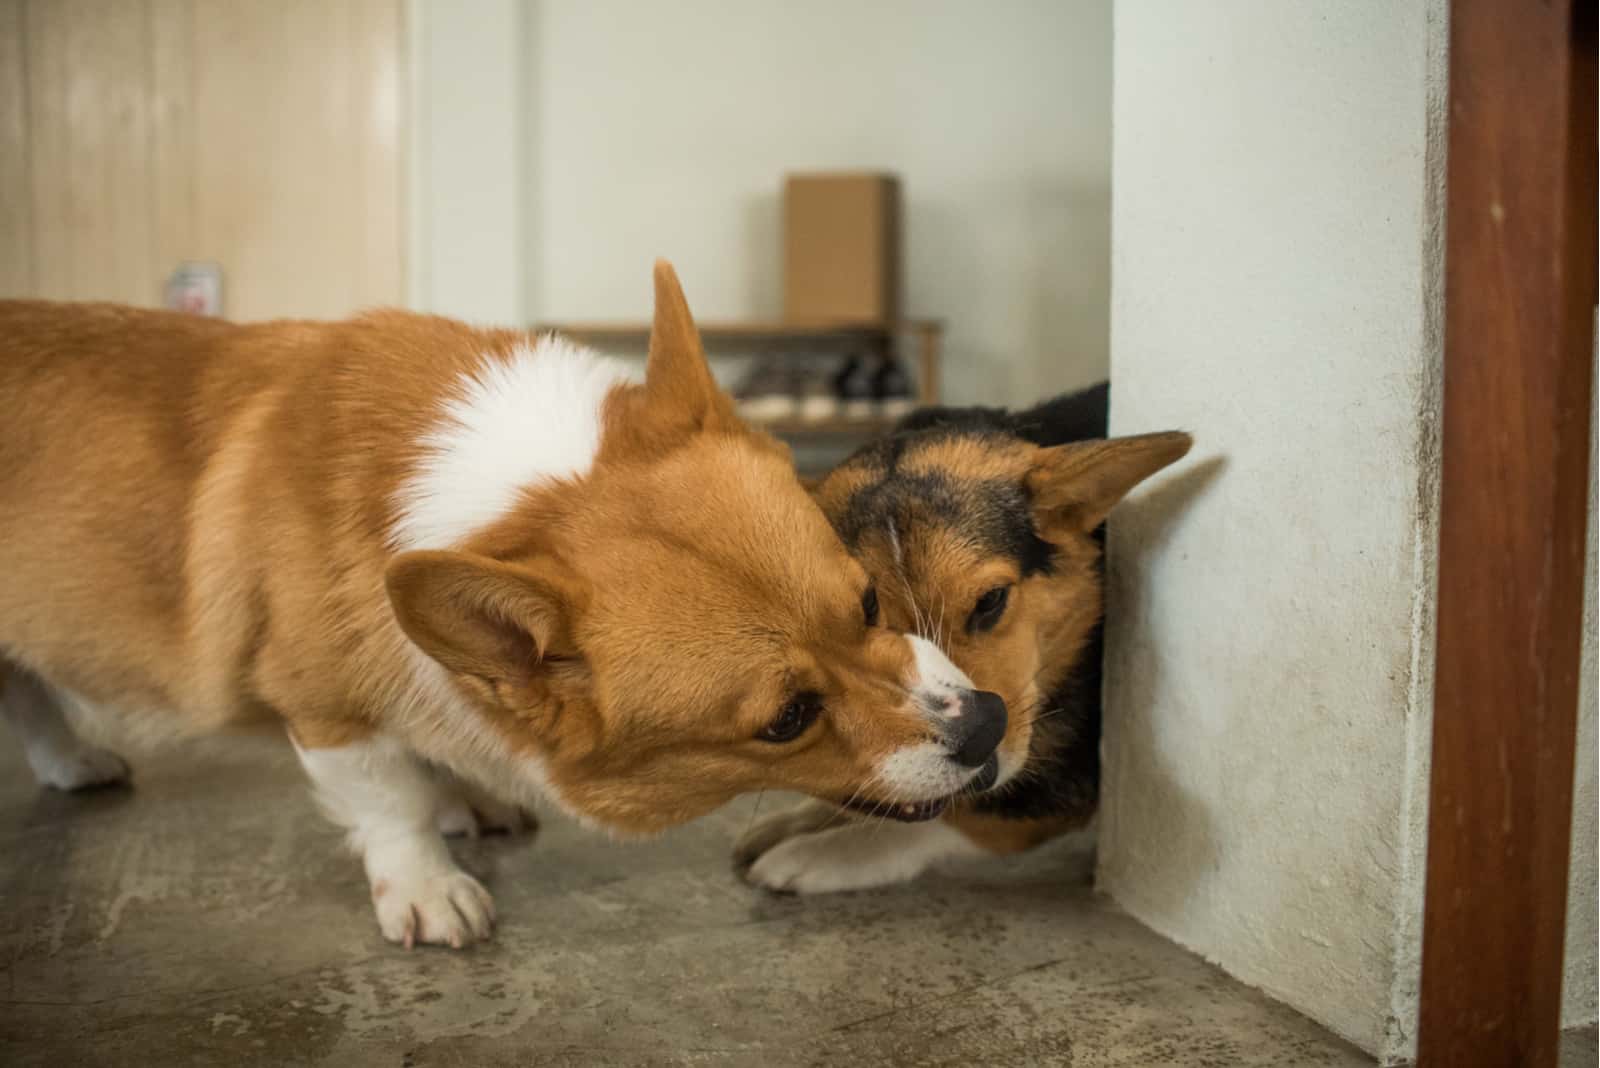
xmin=391 ymin=335 xmax=638 ymax=551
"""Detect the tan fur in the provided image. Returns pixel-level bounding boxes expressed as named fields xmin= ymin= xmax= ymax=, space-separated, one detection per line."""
xmin=0 ymin=264 xmax=954 ymax=838
xmin=943 ymin=808 xmax=1083 ymax=854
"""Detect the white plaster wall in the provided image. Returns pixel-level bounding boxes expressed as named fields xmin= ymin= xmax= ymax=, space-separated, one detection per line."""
xmin=513 ymin=0 xmax=1111 ymax=406
xmin=1565 ymin=353 xmax=1598 ymax=1028
xmin=1099 ymin=3 xmax=1446 ymax=1060
xmin=406 ymin=0 xmax=526 ymax=325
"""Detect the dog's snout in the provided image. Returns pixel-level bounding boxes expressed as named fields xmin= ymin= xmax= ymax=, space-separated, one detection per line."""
xmin=947 ymin=690 xmax=1007 ymax=768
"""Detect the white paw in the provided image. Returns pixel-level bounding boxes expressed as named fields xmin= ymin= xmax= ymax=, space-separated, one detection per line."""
xmin=732 ymin=799 xmax=845 ymax=867
xmin=743 ymin=819 xmax=976 ymax=895
xmin=371 ymin=867 xmax=495 ymax=949
xmin=33 ymin=743 xmax=131 ymax=792
xmin=435 ymin=794 xmax=537 ymax=838
xmin=745 ymin=828 xmax=882 ymax=894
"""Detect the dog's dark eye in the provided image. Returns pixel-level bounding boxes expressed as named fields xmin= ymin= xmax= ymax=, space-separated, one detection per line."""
xmin=758 ymin=691 xmax=823 ymax=744
xmin=861 ymin=585 xmax=879 ymax=627
xmin=967 ymin=585 xmax=1011 ymax=633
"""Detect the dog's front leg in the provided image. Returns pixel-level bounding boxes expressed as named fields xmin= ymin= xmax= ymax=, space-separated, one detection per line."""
xmin=740 ymin=810 xmax=983 ymax=894
xmin=293 ymin=733 xmax=495 ymax=948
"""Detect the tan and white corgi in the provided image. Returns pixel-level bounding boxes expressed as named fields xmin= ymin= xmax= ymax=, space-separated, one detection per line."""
xmin=736 ymin=385 xmax=1191 ymax=892
xmin=0 ymin=262 xmax=1005 ymax=947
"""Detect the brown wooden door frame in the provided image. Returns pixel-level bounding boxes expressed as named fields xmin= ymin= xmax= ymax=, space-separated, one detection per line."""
xmin=1417 ymin=2 xmax=1597 ymax=1065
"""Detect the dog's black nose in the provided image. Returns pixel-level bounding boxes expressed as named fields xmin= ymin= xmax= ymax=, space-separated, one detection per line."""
xmin=948 ymin=690 xmax=1007 ymax=767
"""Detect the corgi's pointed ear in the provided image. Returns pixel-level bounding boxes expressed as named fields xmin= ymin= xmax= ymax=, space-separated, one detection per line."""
xmin=1027 ymin=431 xmax=1193 ymax=533
xmin=385 ymin=550 xmax=582 ymax=695
xmin=644 ymin=260 xmax=729 ymax=428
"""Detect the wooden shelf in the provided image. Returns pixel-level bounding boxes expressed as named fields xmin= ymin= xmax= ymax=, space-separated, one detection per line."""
xmin=537 ymin=318 xmax=945 ymax=408
xmin=537 ymin=319 xmax=941 ymax=347
xmin=747 ymin=413 xmax=904 ymax=437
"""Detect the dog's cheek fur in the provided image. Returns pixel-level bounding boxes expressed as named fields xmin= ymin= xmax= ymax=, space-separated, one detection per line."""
xmin=538 ymin=632 xmax=933 ymax=837
xmin=930 ymin=546 xmax=1102 ymax=775
xmin=1022 ymin=537 xmax=1106 ymax=703
xmin=946 ymin=614 xmax=1042 ymax=771
xmin=547 ymin=750 xmax=755 ymax=835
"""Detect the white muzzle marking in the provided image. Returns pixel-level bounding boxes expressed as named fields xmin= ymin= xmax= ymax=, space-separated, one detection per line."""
xmin=870 ymin=635 xmax=985 ymax=801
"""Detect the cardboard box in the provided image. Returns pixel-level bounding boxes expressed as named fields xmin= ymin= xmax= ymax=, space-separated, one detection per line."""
xmin=783 ymin=173 xmax=900 ymax=323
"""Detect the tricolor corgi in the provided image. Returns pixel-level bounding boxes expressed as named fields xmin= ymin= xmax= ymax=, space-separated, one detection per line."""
xmin=0 ymin=262 xmax=1004 ymax=946
xmin=736 ymin=385 xmax=1190 ymax=892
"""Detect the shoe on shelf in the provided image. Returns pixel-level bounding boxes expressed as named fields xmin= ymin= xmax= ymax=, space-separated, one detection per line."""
xmin=834 ymin=354 xmax=878 ymax=420
xmin=874 ymin=355 xmax=916 ymax=420
xmin=735 ymin=357 xmax=800 ymax=421
xmin=798 ymin=359 xmax=841 ymax=422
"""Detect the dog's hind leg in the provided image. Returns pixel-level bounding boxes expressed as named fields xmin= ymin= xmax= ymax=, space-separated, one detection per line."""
xmin=0 ymin=662 xmax=131 ymax=790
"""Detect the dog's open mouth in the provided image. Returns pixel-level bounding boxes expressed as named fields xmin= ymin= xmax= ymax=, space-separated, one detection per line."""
xmin=840 ymin=754 xmax=1001 ymax=822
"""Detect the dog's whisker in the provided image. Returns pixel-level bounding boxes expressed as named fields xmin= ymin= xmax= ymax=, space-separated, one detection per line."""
xmin=839 ymin=764 xmax=892 ymax=826
xmin=741 ymin=788 xmax=768 ymax=842
xmin=898 ymin=567 xmax=933 ymax=647
xmin=1027 ymin=704 xmax=1077 ymax=727
xmin=1027 ymin=659 xmax=1058 ymax=689
xmin=837 ymin=770 xmax=878 ymax=821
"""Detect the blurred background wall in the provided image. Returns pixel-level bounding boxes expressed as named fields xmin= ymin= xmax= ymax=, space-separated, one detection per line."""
xmin=0 ymin=0 xmax=1113 ymax=410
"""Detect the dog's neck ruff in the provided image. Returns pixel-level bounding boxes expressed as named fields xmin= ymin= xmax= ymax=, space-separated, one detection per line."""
xmin=390 ymin=335 xmax=638 ymax=552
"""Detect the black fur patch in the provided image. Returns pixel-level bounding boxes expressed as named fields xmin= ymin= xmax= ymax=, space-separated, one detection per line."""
xmin=832 ymin=409 xmax=1062 ymax=578
xmin=832 ymin=467 xmax=1056 ymax=580
xmin=892 ymin=381 xmax=1108 ymax=448
xmin=1006 ymin=382 xmax=1109 ymax=446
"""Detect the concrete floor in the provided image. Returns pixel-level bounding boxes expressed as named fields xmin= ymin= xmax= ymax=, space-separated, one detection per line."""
xmin=0 ymin=738 xmax=1584 ymax=1067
